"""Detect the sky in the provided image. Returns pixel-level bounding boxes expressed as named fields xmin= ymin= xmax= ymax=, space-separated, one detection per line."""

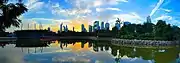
xmin=6 ymin=0 xmax=180 ymax=32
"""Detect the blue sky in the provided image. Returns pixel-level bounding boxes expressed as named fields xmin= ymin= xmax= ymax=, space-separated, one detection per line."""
xmin=7 ymin=0 xmax=180 ymax=32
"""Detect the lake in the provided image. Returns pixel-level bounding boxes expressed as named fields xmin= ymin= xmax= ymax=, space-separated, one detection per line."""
xmin=0 ymin=39 xmax=179 ymax=63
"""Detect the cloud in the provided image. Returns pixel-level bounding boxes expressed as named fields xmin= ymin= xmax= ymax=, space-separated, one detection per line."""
xmin=107 ymin=0 xmax=128 ymax=5
xmin=150 ymin=0 xmax=164 ymax=16
xmin=155 ymin=15 xmax=172 ymax=21
xmin=112 ymin=12 xmax=143 ymax=24
xmin=106 ymin=8 xmax=122 ymax=11
xmin=25 ymin=0 xmax=44 ymax=11
xmin=154 ymin=15 xmax=180 ymax=27
xmin=96 ymin=8 xmax=122 ymax=12
xmin=94 ymin=0 xmax=102 ymax=7
xmin=36 ymin=11 xmax=46 ymax=14
xmin=160 ymin=8 xmax=171 ymax=13
xmin=30 ymin=18 xmax=70 ymax=24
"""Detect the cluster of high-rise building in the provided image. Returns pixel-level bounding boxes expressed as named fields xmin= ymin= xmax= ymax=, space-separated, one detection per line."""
xmin=81 ymin=24 xmax=87 ymax=32
xmin=59 ymin=23 xmax=68 ymax=32
xmin=56 ymin=20 xmax=131 ymax=33
xmin=55 ymin=18 xmax=135 ymax=32
xmin=23 ymin=16 xmax=153 ymax=33
xmin=89 ymin=21 xmax=110 ymax=32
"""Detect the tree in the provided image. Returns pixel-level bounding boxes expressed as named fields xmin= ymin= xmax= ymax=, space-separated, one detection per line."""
xmin=0 ymin=0 xmax=28 ymax=32
xmin=112 ymin=26 xmax=118 ymax=37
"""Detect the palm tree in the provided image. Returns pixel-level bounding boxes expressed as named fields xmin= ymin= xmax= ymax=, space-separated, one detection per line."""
xmin=0 ymin=0 xmax=28 ymax=32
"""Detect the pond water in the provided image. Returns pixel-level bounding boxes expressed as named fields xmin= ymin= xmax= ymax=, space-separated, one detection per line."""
xmin=0 ymin=39 xmax=179 ymax=63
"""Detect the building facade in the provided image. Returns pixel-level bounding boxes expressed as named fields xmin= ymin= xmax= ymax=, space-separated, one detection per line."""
xmin=147 ymin=16 xmax=151 ymax=23
xmin=105 ymin=23 xmax=110 ymax=31
xmin=123 ymin=21 xmax=131 ymax=26
xmin=101 ymin=22 xmax=104 ymax=30
xmin=93 ymin=21 xmax=100 ymax=31
xmin=89 ymin=25 xmax=93 ymax=32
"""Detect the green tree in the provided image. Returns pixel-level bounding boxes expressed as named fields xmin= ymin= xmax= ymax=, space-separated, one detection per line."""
xmin=154 ymin=20 xmax=167 ymax=40
xmin=112 ymin=26 xmax=118 ymax=37
xmin=0 ymin=0 xmax=28 ymax=31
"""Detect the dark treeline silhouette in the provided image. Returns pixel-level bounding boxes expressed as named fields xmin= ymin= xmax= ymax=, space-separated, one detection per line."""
xmin=15 ymin=39 xmax=51 ymax=47
xmin=15 ymin=30 xmax=56 ymax=39
xmin=112 ymin=20 xmax=180 ymax=41
xmin=58 ymin=31 xmax=113 ymax=37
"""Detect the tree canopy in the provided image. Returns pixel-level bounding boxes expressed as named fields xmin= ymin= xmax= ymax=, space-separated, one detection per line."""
xmin=113 ymin=20 xmax=180 ymax=41
xmin=0 ymin=0 xmax=27 ymax=32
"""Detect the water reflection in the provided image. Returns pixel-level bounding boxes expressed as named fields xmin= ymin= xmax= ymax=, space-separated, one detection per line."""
xmin=0 ymin=39 xmax=179 ymax=63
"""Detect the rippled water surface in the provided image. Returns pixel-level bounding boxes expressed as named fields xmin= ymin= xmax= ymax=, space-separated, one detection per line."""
xmin=0 ymin=39 xmax=179 ymax=63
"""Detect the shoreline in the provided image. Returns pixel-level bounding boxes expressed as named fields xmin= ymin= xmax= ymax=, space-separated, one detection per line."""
xmin=0 ymin=37 xmax=179 ymax=46
xmin=111 ymin=38 xmax=180 ymax=46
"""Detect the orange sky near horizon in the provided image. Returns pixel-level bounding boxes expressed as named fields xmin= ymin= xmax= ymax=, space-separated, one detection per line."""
xmin=46 ymin=19 xmax=90 ymax=32
xmin=50 ymin=41 xmax=92 ymax=52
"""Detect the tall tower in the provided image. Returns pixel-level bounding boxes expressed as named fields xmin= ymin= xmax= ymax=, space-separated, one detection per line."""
xmin=73 ymin=27 xmax=75 ymax=32
xmin=48 ymin=27 xmax=50 ymax=32
xmin=63 ymin=26 xmax=66 ymax=32
xmin=93 ymin=21 xmax=100 ymax=31
xmin=105 ymin=22 xmax=110 ymax=31
xmin=65 ymin=25 xmax=68 ymax=32
xmin=60 ymin=23 xmax=63 ymax=32
xmin=89 ymin=25 xmax=92 ymax=32
xmin=101 ymin=22 xmax=104 ymax=30
xmin=115 ymin=18 xmax=121 ymax=30
xmin=147 ymin=16 xmax=151 ymax=23
xmin=81 ymin=24 xmax=85 ymax=32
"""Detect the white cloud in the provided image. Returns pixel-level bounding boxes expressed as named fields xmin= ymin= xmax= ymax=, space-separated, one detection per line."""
xmin=96 ymin=8 xmax=103 ymax=12
xmin=108 ymin=0 xmax=128 ymax=5
xmin=36 ymin=11 xmax=45 ymax=14
xmin=160 ymin=8 xmax=171 ymax=13
xmin=154 ymin=15 xmax=180 ymax=27
xmin=155 ymin=15 xmax=172 ymax=21
xmin=106 ymin=8 xmax=121 ymax=11
xmin=49 ymin=2 xmax=92 ymax=17
xmin=25 ymin=0 xmax=44 ymax=11
xmin=31 ymin=18 xmax=70 ymax=23
xmin=150 ymin=0 xmax=164 ymax=16
xmin=94 ymin=0 xmax=102 ymax=7
xmin=112 ymin=12 xmax=143 ymax=24
xmin=96 ymin=7 xmax=121 ymax=12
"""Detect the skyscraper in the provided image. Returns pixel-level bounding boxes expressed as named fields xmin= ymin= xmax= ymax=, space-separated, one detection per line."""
xmin=48 ymin=27 xmax=50 ymax=32
xmin=84 ymin=28 xmax=87 ymax=32
xmin=147 ymin=16 xmax=151 ymax=23
xmin=60 ymin=23 xmax=63 ymax=32
xmin=89 ymin=25 xmax=92 ymax=32
xmin=63 ymin=26 xmax=66 ymax=32
xmin=93 ymin=21 xmax=100 ymax=31
xmin=81 ymin=24 xmax=85 ymax=32
xmin=73 ymin=27 xmax=75 ymax=32
xmin=101 ymin=22 xmax=104 ymax=30
xmin=115 ymin=18 xmax=121 ymax=30
xmin=115 ymin=22 xmax=120 ymax=30
xmin=123 ymin=21 xmax=131 ymax=26
xmin=105 ymin=22 xmax=110 ymax=31
xmin=65 ymin=25 xmax=68 ymax=32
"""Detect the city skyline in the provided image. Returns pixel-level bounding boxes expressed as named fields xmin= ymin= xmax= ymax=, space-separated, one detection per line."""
xmin=6 ymin=0 xmax=180 ymax=32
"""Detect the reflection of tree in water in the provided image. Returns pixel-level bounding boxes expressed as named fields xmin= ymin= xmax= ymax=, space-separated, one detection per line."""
xmin=153 ymin=47 xmax=179 ymax=63
xmin=14 ymin=39 xmax=51 ymax=54
xmin=22 ymin=39 xmax=179 ymax=63
xmin=92 ymin=40 xmax=180 ymax=63
xmin=15 ymin=39 xmax=50 ymax=47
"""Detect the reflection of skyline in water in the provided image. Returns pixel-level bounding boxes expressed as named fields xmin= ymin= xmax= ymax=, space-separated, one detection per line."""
xmin=0 ymin=40 xmax=179 ymax=63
